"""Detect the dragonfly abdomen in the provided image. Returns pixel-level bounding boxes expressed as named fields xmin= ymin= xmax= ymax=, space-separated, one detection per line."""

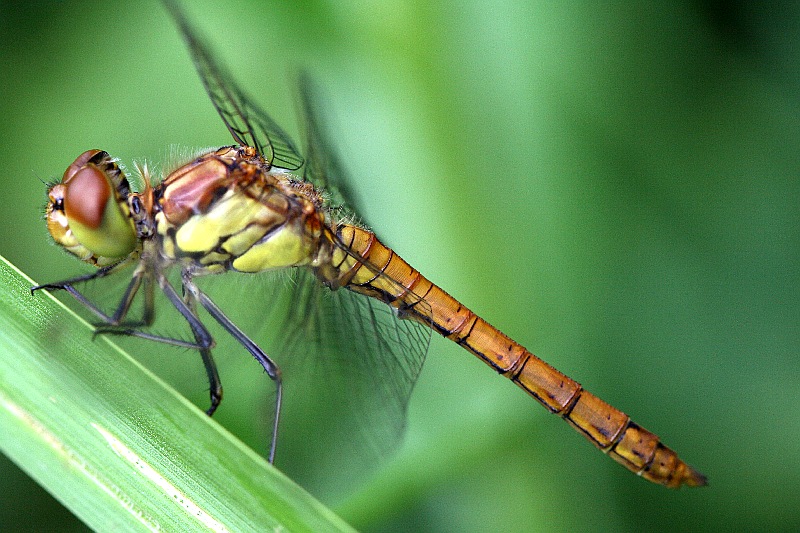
xmin=332 ymin=223 xmax=706 ymax=488
xmin=512 ymin=348 xmax=707 ymax=487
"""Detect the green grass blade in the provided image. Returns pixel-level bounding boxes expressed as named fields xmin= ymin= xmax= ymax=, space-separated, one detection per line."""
xmin=0 ymin=255 xmax=354 ymax=532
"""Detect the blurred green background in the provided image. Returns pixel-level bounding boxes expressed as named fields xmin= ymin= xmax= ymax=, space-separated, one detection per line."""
xmin=1 ymin=0 xmax=799 ymax=531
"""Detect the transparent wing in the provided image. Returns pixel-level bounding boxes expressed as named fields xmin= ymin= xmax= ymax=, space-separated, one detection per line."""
xmin=263 ymin=268 xmax=430 ymax=490
xmin=164 ymin=0 xmax=304 ymax=170
xmin=298 ymin=73 xmax=363 ymax=219
xmin=163 ymin=0 xmax=432 ymax=491
xmin=273 ymin=75 xmax=432 ymax=487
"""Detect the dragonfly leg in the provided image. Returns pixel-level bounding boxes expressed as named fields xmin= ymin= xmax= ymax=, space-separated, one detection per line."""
xmin=198 ymin=344 xmax=223 ymax=416
xmin=180 ymin=279 xmax=223 ymax=416
xmin=101 ymin=267 xmax=157 ymax=328
xmin=84 ymin=273 xmax=162 ymax=332
xmin=159 ymin=274 xmax=223 ymax=415
xmin=32 ymin=259 xmax=144 ymax=325
xmin=183 ymin=274 xmax=283 ymax=463
xmin=92 ymin=266 xmax=154 ymax=328
xmin=31 ymin=260 xmax=130 ymax=294
xmin=92 ymin=327 xmax=210 ymax=348
xmin=92 ymin=266 xmax=157 ymax=329
xmin=94 ymin=274 xmax=224 ymax=416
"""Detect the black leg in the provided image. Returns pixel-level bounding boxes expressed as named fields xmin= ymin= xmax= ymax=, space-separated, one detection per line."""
xmin=181 ymin=277 xmax=224 ymax=417
xmin=183 ymin=274 xmax=282 ymax=463
xmin=32 ymin=260 xmax=145 ymax=325
xmin=90 ymin=273 xmax=225 ymax=416
xmin=31 ymin=260 xmax=128 ymax=294
xmin=158 ymin=274 xmax=223 ymax=416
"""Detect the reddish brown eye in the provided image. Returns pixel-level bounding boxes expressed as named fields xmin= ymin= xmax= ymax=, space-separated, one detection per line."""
xmin=64 ymin=166 xmax=112 ymax=230
xmin=58 ymin=159 xmax=137 ymax=260
xmin=63 ymin=149 xmax=103 ymax=184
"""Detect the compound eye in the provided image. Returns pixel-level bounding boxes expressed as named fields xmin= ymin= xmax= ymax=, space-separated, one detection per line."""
xmin=63 ymin=149 xmax=102 ymax=183
xmin=63 ymin=164 xmax=137 ymax=259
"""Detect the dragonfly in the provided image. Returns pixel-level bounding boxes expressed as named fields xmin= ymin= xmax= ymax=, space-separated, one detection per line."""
xmin=32 ymin=1 xmax=706 ymax=489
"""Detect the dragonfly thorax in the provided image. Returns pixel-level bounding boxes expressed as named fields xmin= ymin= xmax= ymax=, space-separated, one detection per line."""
xmin=153 ymin=146 xmax=329 ymax=275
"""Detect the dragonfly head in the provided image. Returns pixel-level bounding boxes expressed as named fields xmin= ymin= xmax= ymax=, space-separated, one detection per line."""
xmin=45 ymin=150 xmax=139 ymax=266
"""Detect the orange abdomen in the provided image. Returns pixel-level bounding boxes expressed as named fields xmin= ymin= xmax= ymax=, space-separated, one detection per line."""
xmin=334 ymin=224 xmax=706 ymax=488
